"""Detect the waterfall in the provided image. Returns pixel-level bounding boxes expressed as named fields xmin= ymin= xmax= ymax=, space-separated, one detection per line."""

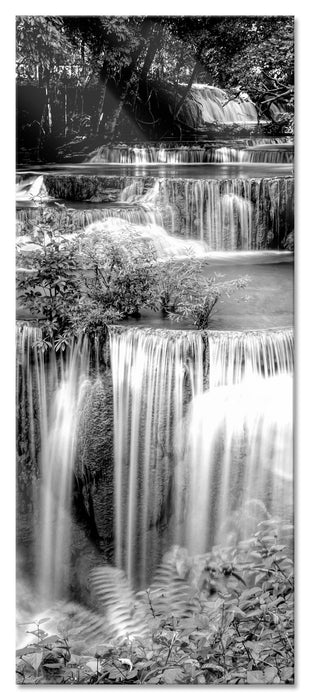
xmin=208 ymin=328 xmax=294 ymax=386
xmin=16 ymin=175 xmax=48 ymax=201
xmin=17 ymin=325 xmax=91 ymax=605
xmin=157 ymin=177 xmax=293 ymax=248
xmin=87 ymin=143 xmax=293 ymax=164
xmin=109 ymin=325 xmax=293 ymax=586
xmin=34 ymin=172 xmax=293 ymax=251
xmin=17 ymin=322 xmax=293 ymax=596
xmin=16 ymin=203 xmax=164 ymax=235
xmin=116 ymin=176 xmax=294 ymax=249
xmin=183 ymin=373 xmax=293 ymax=554
xmin=182 ymin=84 xmax=258 ymax=125
xmin=109 ymin=327 xmax=205 ymax=586
xmin=17 ymin=176 xmax=294 ymax=251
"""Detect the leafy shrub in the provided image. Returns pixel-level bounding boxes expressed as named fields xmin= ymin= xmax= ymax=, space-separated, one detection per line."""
xmin=17 ymin=230 xmax=82 ymax=350
xmin=16 ymin=518 xmax=294 ymax=685
xmin=168 ymin=272 xmax=249 ymax=329
xmin=77 ymin=227 xmax=158 ymax=327
xmin=153 ymin=259 xmax=207 ymax=315
xmin=17 ymin=220 xmax=250 ymax=345
xmin=16 ymin=224 xmax=158 ymax=348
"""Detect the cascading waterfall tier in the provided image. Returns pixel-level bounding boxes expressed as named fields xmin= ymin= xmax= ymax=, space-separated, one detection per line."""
xmin=16 ymin=325 xmax=92 ymax=605
xmin=17 ymin=174 xmax=294 ymax=252
xmin=16 ymin=202 xmax=164 ymax=237
xmin=17 ymin=323 xmax=294 ymax=596
xmin=120 ymin=176 xmax=294 ymax=249
xmin=109 ymin=326 xmax=293 ymax=587
xmin=88 ymin=143 xmax=293 ymax=164
xmin=208 ymin=328 xmax=294 ymax=387
xmin=25 ymin=172 xmax=293 ymax=251
xmin=161 ymin=177 xmax=293 ymax=248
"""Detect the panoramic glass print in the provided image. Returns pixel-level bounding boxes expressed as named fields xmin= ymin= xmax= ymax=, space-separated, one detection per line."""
xmin=16 ymin=15 xmax=294 ymax=685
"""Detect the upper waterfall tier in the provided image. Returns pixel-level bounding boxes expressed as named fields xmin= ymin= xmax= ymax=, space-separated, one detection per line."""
xmin=180 ymin=84 xmax=258 ymax=125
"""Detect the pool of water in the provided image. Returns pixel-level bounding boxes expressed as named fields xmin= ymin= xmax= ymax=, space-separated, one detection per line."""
xmin=120 ymin=252 xmax=293 ymax=332
xmin=16 ymin=252 xmax=293 ymax=332
xmin=17 ymin=162 xmax=293 ymax=180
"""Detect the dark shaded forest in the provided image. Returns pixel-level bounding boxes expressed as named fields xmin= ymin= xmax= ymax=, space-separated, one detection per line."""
xmin=16 ymin=15 xmax=294 ymax=161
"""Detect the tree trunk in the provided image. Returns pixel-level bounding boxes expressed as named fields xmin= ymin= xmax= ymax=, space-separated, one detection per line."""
xmin=99 ymin=18 xmax=155 ymax=142
xmin=173 ymin=60 xmax=200 ymax=119
xmin=45 ymin=85 xmax=52 ymax=134
xmin=93 ymin=78 xmax=108 ymax=135
xmin=100 ymin=80 xmax=129 ymax=141
xmin=136 ymin=29 xmax=161 ymax=115
xmin=64 ymin=87 xmax=68 ymax=137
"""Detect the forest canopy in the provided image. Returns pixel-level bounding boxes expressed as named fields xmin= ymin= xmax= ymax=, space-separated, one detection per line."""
xmin=16 ymin=15 xmax=294 ymax=147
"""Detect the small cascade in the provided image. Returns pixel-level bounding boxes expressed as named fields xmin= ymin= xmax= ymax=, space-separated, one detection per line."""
xmin=88 ymin=144 xmax=207 ymax=164
xmin=204 ymin=146 xmax=293 ymax=164
xmin=16 ymin=175 xmax=48 ymax=202
xmin=16 ymin=202 xmax=164 ymax=236
xmin=87 ymin=142 xmax=293 ymax=164
xmin=208 ymin=328 xmax=294 ymax=387
xmin=182 ymin=84 xmax=258 ymax=125
xmin=109 ymin=325 xmax=293 ymax=587
xmin=83 ymin=218 xmax=209 ymax=261
xmin=16 ymin=325 xmax=91 ymax=605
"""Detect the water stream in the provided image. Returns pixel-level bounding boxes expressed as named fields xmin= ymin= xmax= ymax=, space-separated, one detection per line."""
xmin=16 ymin=125 xmax=294 ymax=611
xmin=109 ymin=326 xmax=293 ymax=587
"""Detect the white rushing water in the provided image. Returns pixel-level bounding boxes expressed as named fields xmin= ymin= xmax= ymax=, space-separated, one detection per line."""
xmin=110 ymin=327 xmax=205 ymax=585
xmin=187 ymin=84 xmax=258 ymax=124
xmin=17 ymin=326 xmax=91 ymax=604
xmin=183 ymin=373 xmax=293 ymax=554
xmin=16 ymin=170 xmax=294 ymax=252
xmin=17 ymin=322 xmax=294 ymax=597
xmin=208 ymin=328 xmax=294 ymax=386
xmin=87 ymin=141 xmax=293 ymax=165
xmin=109 ymin=326 xmax=294 ymax=586
xmin=16 ymin=175 xmax=48 ymax=202
xmin=117 ymin=176 xmax=293 ymax=249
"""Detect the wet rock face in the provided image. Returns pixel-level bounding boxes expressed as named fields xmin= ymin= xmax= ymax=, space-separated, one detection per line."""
xmin=44 ymin=175 xmax=124 ymax=202
xmin=74 ymin=370 xmax=114 ymax=555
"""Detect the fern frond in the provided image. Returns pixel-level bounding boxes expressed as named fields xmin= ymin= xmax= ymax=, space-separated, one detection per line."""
xmin=89 ymin=566 xmax=150 ymax=641
xmin=149 ymin=547 xmax=200 ymax=619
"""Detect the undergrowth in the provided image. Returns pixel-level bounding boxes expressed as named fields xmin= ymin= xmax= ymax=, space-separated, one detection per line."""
xmin=16 ymin=518 xmax=294 ymax=685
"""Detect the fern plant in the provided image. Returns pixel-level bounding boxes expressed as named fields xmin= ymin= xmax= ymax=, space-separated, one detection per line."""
xmin=16 ymin=518 xmax=294 ymax=685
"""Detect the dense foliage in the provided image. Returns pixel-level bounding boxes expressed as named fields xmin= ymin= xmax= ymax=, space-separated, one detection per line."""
xmin=16 ymin=517 xmax=294 ymax=685
xmin=17 ymin=223 xmax=249 ymax=348
xmin=16 ymin=15 xmax=294 ymax=148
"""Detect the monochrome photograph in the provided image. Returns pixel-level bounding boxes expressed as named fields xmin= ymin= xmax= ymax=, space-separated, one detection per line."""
xmin=16 ymin=14 xmax=294 ymax=685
